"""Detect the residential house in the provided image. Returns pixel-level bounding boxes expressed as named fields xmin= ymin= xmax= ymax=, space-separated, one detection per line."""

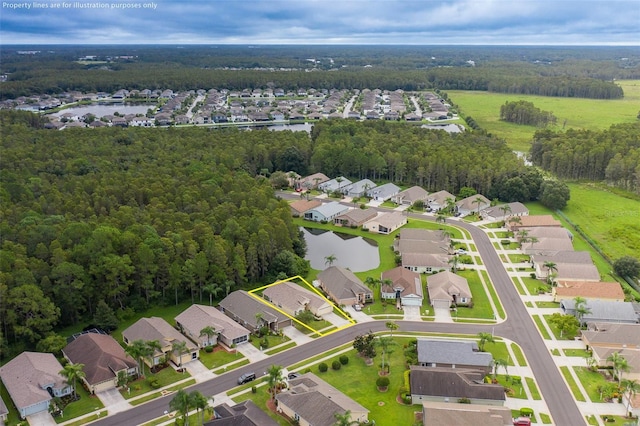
xmin=367 ymin=182 xmax=400 ymax=201
xmin=341 ymin=179 xmax=376 ymax=198
xmin=62 ymin=333 xmax=138 ymax=394
xmin=0 ymin=352 xmax=72 ymax=419
xmin=363 ymin=211 xmax=407 ymax=234
xmin=560 ymin=299 xmax=638 ymax=325
xmin=392 ymin=186 xmax=429 ymax=206
xmin=129 ymin=116 xmax=153 ymax=127
xmin=520 ymin=227 xmax=574 ymax=255
xmin=416 ymin=339 xmax=493 ymax=373
xmin=122 ymin=317 xmax=198 ymax=367
xmin=275 ymin=373 xmax=369 ymax=426
xmin=333 ymin=208 xmax=377 ymax=227
xmin=507 ymin=214 xmax=562 ymax=231
xmin=262 ymin=281 xmax=333 ymax=317
xmin=421 ymin=401 xmax=514 ymax=426
xmin=427 ymin=271 xmax=473 ymax=309
xmin=582 ymin=323 xmax=640 ymax=351
xmin=289 ymin=199 xmax=322 ymax=216
xmin=426 ymin=190 xmax=456 ymax=212
xmin=204 ymin=400 xmax=278 ymax=425
xmin=402 ymin=253 xmax=450 ymax=274
xmin=318 ymin=177 xmax=352 ymax=193
xmin=531 ymin=251 xmax=600 ymax=281
xmin=219 ymin=290 xmax=292 ymax=333
xmin=175 ymin=304 xmax=251 ymax=348
xmin=456 ymin=194 xmax=491 ymax=217
xmin=316 ymin=266 xmax=373 ymax=306
xmin=380 ymin=266 xmax=423 ymax=306
xmin=303 ymin=201 xmax=349 ymax=223
xmin=410 ymin=366 xmax=505 ymax=405
xmin=482 ymin=202 xmax=529 ymax=221
xmin=552 ymin=281 xmax=625 ymax=303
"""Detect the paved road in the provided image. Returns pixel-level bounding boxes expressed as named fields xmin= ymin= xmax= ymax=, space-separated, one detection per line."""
xmin=94 ymin=199 xmax=585 ymax=426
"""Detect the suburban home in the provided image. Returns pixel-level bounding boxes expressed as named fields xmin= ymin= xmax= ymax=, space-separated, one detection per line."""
xmin=391 ymin=185 xmax=429 ymax=206
xmin=426 ymin=190 xmax=456 ymax=212
xmin=427 ymin=271 xmax=472 ymax=309
xmin=560 ymin=299 xmax=639 ymax=325
xmin=122 ymin=317 xmax=199 ymax=367
xmin=410 ymin=366 xmax=505 ymax=405
xmin=402 ymin=253 xmax=451 ymax=274
xmin=62 ymin=333 xmax=138 ymax=394
xmin=394 ymin=238 xmax=450 ymax=256
xmin=175 ymin=304 xmax=251 ymax=348
xmin=263 ymin=281 xmax=333 ymax=317
xmin=341 ymin=179 xmax=376 ymax=198
xmin=367 ymin=182 xmax=400 ymax=201
xmin=582 ymin=322 xmax=640 ymax=350
xmin=380 ymin=266 xmax=423 ymax=306
xmin=531 ymin=251 xmax=600 ymax=282
xmin=552 ymin=281 xmax=625 ymax=302
xmin=456 ymin=194 xmax=491 ymax=217
xmin=398 ymin=228 xmax=449 ymax=244
xmin=0 ymin=352 xmax=73 ymax=419
xmin=421 ymin=401 xmax=514 ymax=426
xmin=416 ymin=339 xmax=493 ymax=373
xmin=333 ymin=208 xmax=377 ymax=227
xmin=507 ymin=214 xmax=562 ymax=231
xmin=520 ymin=227 xmax=575 ymax=255
xmin=481 ymin=202 xmax=529 ymax=221
xmin=303 ymin=201 xmax=349 ymax=223
xmin=219 ymin=290 xmax=292 ymax=333
xmin=275 ymin=373 xmax=369 ymax=426
xmin=363 ymin=211 xmax=407 ymax=234
xmin=205 ymin=400 xmax=278 ymax=425
xmin=318 ymin=177 xmax=352 ymax=193
xmin=289 ymin=199 xmax=322 ymax=216
xmin=316 ymin=266 xmax=373 ymax=306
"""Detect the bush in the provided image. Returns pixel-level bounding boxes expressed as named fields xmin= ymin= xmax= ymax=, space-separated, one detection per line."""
xmin=204 ymin=346 xmax=214 ymax=353
xmin=530 ymin=272 xmax=537 ymax=279
xmin=360 ymin=204 xmax=366 ymax=209
xmin=339 ymin=355 xmax=349 ymax=365
xmin=519 ymin=407 xmax=533 ymax=417
xmin=332 ymin=360 xmax=341 ymax=370
xmin=318 ymin=362 xmax=328 ymax=373
xmin=251 ymin=386 xmax=257 ymax=394
xmin=376 ymin=376 xmax=390 ymax=388
xmin=458 ymin=397 xmax=471 ymax=404
xmin=303 ymin=368 xmax=312 ymax=373
xmin=147 ymin=378 xmax=160 ymax=389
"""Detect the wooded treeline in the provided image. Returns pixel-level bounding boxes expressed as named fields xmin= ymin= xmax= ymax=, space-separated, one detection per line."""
xmin=530 ymin=123 xmax=640 ymax=192
xmin=500 ymin=100 xmax=557 ymax=126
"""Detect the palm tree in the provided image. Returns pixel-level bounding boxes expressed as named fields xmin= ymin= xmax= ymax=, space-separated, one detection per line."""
xmin=448 ymin=255 xmax=460 ymax=273
xmin=386 ymin=321 xmax=398 ymax=338
xmin=508 ymin=216 xmax=522 ymax=229
xmin=435 ymin=213 xmax=447 ymax=224
xmin=377 ymin=336 xmax=396 ymax=374
xmin=125 ymin=339 xmax=149 ymax=377
xmin=543 ymin=261 xmax=557 ymax=285
xmin=170 ymin=389 xmax=191 ymax=426
xmin=499 ymin=204 xmax=512 ymax=221
xmin=622 ymin=379 xmax=640 ymax=416
xmin=607 ymin=352 xmax=630 ymax=385
xmin=491 ymin=358 xmax=508 ymax=382
xmin=203 ymin=283 xmax=223 ymax=306
xmin=334 ymin=410 xmax=358 ymax=426
xmin=573 ymin=296 xmax=591 ymax=326
xmin=472 ymin=196 xmax=485 ymax=216
xmin=199 ymin=325 xmax=217 ymax=347
xmin=145 ymin=340 xmax=162 ymax=372
xmin=59 ymin=363 xmax=86 ymax=401
xmin=528 ymin=236 xmax=539 ymax=249
xmin=364 ymin=276 xmax=378 ymax=289
xmin=189 ymin=390 xmax=209 ymax=426
xmin=267 ymin=364 xmax=284 ymax=401
xmin=477 ymin=332 xmax=495 ymax=352
xmin=324 ymin=254 xmax=337 ymax=266
xmin=172 ymin=341 xmax=189 ymax=370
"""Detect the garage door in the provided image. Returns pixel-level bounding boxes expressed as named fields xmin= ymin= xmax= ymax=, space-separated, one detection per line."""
xmin=432 ymin=299 xmax=450 ymax=309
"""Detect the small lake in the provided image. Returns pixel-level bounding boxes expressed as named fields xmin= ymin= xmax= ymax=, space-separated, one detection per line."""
xmin=300 ymin=227 xmax=380 ymax=272
xmin=50 ymin=103 xmax=156 ymax=118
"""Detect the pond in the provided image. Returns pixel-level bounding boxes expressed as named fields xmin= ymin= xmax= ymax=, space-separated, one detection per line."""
xmin=300 ymin=227 xmax=380 ymax=272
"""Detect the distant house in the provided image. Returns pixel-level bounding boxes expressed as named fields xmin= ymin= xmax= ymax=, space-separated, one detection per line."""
xmin=531 ymin=251 xmax=600 ymax=282
xmin=316 ymin=266 xmax=373 ymax=306
xmin=0 ymin=352 xmax=72 ymax=419
xmin=520 ymin=227 xmax=574 ymax=255
xmin=427 ymin=271 xmax=472 ymax=309
xmin=62 ymin=333 xmax=138 ymax=394
xmin=507 ymin=214 xmax=561 ymax=231
xmin=296 ymin=173 xmax=330 ymax=191
xmin=289 ymin=199 xmax=322 ymax=216
xmin=204 ymin=400 xmax=278 ymax=425
xmin=318 ymin=177 xmax=352 ymax=193
xmin=175 ymin=304 xmax=251 ymax=348
xmin=341 ymin=179 xmax=376 ymax=198
xmin=402 ymin=253 xmax=450 ymax=274
xmin=263 ymin=281 xmax=333 ymax=317
xmin=456 ymin=194 xmax=491 ymax=217
xmin=482 ymin=202 xmax=529 ymax=221
xmin=219 ymin=290 xmax=292 ymax=333
xmin=276 ymin=373 xmax=369 ymax=426
xmin=122 ymin=317 xmax=198 ymax=367
xmin=421 ymin=401 xmax=514 ymax=426
xmin=367 ymin=182 xmax=401 ymax=201
xmin=560 ymin=299 xmax=638 ymax=325
xmin=392 ymin=186 xmax=429 ymax=206
xmin=416 ymin=339 xmax=493 ymax=373
xmin=303 ymin=201 xmax=349 ymax=222
xmin=553 ymin=281 xmax=625 ymax=303
xmin=333 ymin=208 xmax=377 ymax=227
xmin=410 ymin=366 xmax=505 ymax=405
xmin=363 ymin=211 xmax=407 ymax=234
xmin=381 ymin=266 xmax=423 ymax=306
xmin=426 ymin=190 xmax=456 ymax=212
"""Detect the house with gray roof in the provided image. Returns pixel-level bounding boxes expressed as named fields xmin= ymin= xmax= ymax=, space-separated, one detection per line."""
xmin=520 ymin=227 xmax=574 ymax=255
xmin=560 ymin=299 xmax=639 ymax=325
xmin=427 ymin=190 xmax=456 ymax=212
xmin=367 ymin=182 xmax=401 ymax=201
xmin=392 ymin=186 xmax=429 ymax=206
xmin=205 ymin=400 xmax=278 ymax=426
xmin=456 ymin=194 xmax=491 ymax=217
xmin=263 ymin=281 xmax=333 ymax=317
xmin=0 ymin=352 xmax=72 ymax=419
xmin=381 ymin=266 xmax=423 ymax=306
xmin=482 ymin=202 xmax=529 ymax=221
xmin=316 ymin=266 xmax=373 ymax=306
xmin=402 ymin=253 xmax=450 ymax=274
xmin=531 ymin=251 xmax=600 ymax=282
xmin=219 ymin=290 xmax=292 ymax=333
xmin=275 ymin=373 xmax=369 ymax=426
xmin=303 ymin=201 xmax=349 ymax=222
xmin=410 ymin=366 xmax=505 ymax=405
xmin=333 ymin=208 xmax=377 ymax=227
xmin=427 ymin=272 xmax=473 ymax=309
xmin=341 ymin=179 xmax=377 ymax=198
xmin=318 ymin=177 xmax=352 ymax=193
xmin=363 ymin=211 xmax=407 ymax=234
xmin=416 ymin=339 xmax=493 ymax=373
xmin=176 ymin=304 xmax=251 ymax=348
xmin=421 ymin=401 xmax=513 ymax=426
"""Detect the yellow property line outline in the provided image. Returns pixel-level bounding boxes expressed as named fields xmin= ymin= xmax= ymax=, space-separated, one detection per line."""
xmin=248 ymin=275 xmax=356 ymax=337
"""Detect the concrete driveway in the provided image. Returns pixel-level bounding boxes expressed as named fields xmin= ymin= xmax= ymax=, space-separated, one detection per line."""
xmin=184 ymin=359 xmax=215 ymax=383
xmin=97 ymin=388 xmax=131 ymax=415
xmin=27 ymin=410 xmax=56 ymax=426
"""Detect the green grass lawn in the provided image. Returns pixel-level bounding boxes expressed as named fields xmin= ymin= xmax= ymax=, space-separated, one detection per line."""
xmin=525 ymin=377 xmax=541 ymax=400
xmin=521 ymin=277 xmax=546 ymax=295
xmin=532 ymin=315 xmax=551 ymax=340
xmin=480 ymin=270 xmax=505 ymax=320
xmin=563 ymin=349 xmax=591 ymax=358
xmin=560 ymin=366 xmax=586 ymax=402
xmin=121 ymin=366 xmax=188 ymax=399
xmin=539 ymin=413 xmax=552 ymax=424
xmin=454 ymin=270 xmax=496 ymax=320
xmin=543 ymin=314 xmax=579 ymax=340
xmin=573 ymin=367 xmax=613 ymax=403
xmin=264 ymin=342 xmax=297 ymax=355
xmin=199 ymin=346 xmax=246 ymax=370
xmin=511 ymin=343 xmax=527 ymax=366
xmin=507 ymin=254 xmax=530 ymax=263
xmin=483 ymin=340 xmax=515 ymax=366
xmin=535 ymin=301 xmax=560 ymax=308
xmin=250 ymin=333 xmax=291 ymax=351
xmin=55 ymin=386 xmax=105 ymax=424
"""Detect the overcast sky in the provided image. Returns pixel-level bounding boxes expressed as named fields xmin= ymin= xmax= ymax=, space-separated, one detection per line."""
xmin=1 ymin=0 xmax=638 ymax=45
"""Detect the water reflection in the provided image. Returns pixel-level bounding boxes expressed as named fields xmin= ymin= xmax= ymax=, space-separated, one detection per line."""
xmin=300 ymin=227 xmax=380 ymax=272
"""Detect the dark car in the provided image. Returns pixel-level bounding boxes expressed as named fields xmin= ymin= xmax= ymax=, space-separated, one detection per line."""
xmin=287 ymin=372 xmax=301 ymax=380
xmin=237 ymin=372 xmax=256 ymax=385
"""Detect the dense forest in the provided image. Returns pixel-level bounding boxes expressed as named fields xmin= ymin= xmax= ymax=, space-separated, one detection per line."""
xmin=1 ymin=45 xmax=636 ymax=100
xmin=500 ymin=100 xmax=557 ymax=127
xmin=529 ymin=122 xmax=640 ymax=192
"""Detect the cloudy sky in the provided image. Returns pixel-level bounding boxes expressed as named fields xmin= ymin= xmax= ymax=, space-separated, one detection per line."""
xmin=1 ymin=0 xmax=638 ymax=45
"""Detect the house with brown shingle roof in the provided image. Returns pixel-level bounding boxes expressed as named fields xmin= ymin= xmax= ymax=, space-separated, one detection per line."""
xmin=316 ymin=266 xmax=373 ymax=306
xmin=391 ymin=186 xmax=429 ymax=206
xmin=456 ymin=194 xmax=491 ymax=217
xmin=0 ymin=352 xmax=72 ymax=419
xmin=553 ymin=281 xmax=625 ymax=302
xmin=426 ymin=190 xmax=456 ymax=212
xmin=289 ymin=199 xmax=322 ymax=216
xmin=175 ymin=304 xmax=250 ymax=348
xmin=427 ymin=271 xmax=472 ymax=309
xmin=363 ymin=211 xmax=407 ymax=234
xmin=262 ymin=281 xmax=333 ymax=317
xmin=219 ymin=290 xmax=292 ymax=333
xmin=402 ymin=253 xmax=451 ymax=274
xmin=421 ymin=401 xmax=513 ymax=426
xmin=381 ymin=266 xmax=423 ymax=306
xmin=531 ymin=251 xmax=600 ymax=281
xmin=296 ymin=173 xmax=329 ymax=190
xmin=206 ymin=400 xmax=278 ymax=425
xmin=334 ymin=208 xmax=377 ymax=227
xmin=62 ymin=333 xmax=138 ymax=393
xmin=507 ymin=214 xmax=561 ymax=231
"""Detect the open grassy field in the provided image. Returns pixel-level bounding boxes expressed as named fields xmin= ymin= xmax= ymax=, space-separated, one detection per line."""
xmin=447 ymin=80 xmax=640 ymax=152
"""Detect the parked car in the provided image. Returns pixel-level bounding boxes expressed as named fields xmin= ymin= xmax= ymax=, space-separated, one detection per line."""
xmin=237 ymin=372 xmax=256 ymax=385
xmin=288 ymin=372 xmax=301 ymax=380
xmin=352 ymin=304 xmax=362 ymax=311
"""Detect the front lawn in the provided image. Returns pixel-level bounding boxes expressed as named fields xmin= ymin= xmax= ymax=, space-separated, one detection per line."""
xmin=199 ymin=346 xmax=246 ymax=370
xmin=121 ymin=365 xmax=188 ymax=399
xmin=574 ymin=367 xmax=614 ymax=403
xmin=532 ymin=315 xmax=551 ymax=340
xmin=511 ymin=343 xmax=527 ymax=366
xmin=250 ymin=333 xmax=291 ymax=351
xmin=495 ymin=375 xmax=526 ymax=399
xmin=454 ymin=270 xmax=495 ymax=320
xmin=55 ymin=386 xmax=105 ymax=424
xmin=564 ymin=349 xmax=591 ymax=358
xmin=560 ymin=366 xmax=586 ymax=402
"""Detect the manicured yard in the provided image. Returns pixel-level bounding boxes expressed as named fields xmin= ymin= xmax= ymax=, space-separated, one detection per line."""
xmin=560 ymin=366 xmax=586 ymax=402
xmin=507 ymin=254 xmax=530 ymax=263
xmin=481 ymin=270 xmax=505 ymax=319
xmin=121 ymin=366 xmax=189 ymax=399
xmin=543 ymin=314 xmax=579 ymax=340
xmin=536 ymin=301 xmax=560 ymax=309
xmin=539 ymin=413 xmax=552 ymax=424
xmin=483 ymin=340 xmax=515 ymax=366
xmin=532 ymin=315 xmax=551 ymax=340
xmin=511 ymin=343 xmax=527 ymax=366
xmin=55 ymin=385 xmax=105 ymax=424
xmin=265 ymin=341 xmax=297 ymax=355
xmin=454 ymin=270 xmax=496 ymax=320
xmin=573 ymin=366 xmax=614 ymax=403
xmin=199 ymin=346 xmax=246 ymax=369
xmin=563 ymin=349 xmax=591 ymax=358
xmin=250 ymin=333 xmax=291 ymax=350
xmin=521 ymin=277 xmax=546 ymax=295
xmin=525 ymin=377 xmax=541 ymax=400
